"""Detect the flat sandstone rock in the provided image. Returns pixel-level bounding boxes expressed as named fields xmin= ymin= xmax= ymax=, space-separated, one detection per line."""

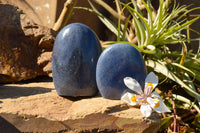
xmin=0 ymin=81 xmax=161 ymax=133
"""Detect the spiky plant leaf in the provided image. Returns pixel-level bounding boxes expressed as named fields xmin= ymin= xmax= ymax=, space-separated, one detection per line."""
xmin=87 ymin=0 xmax=121 ymax=36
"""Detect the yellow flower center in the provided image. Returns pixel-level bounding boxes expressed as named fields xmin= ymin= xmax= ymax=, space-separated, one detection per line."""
xmin=154 ymin=100 xmax=160 ymax=108
xmin=131 ymin=96 xmax=137 ymax=103
xmin=147 ymin=82 xmax=153 ymax=90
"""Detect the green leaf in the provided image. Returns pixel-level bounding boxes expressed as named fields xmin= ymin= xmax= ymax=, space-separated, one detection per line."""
xmin=117 ymin=13 xmax=122 ymax=41
xmin=170 ymin=63 xmax=195 ymax=77
xmin=131 ymin=0 xmax=144 ymax=17
xmin=141 ymin=0 xmax=153 ymax=46
xmin=142 ymin=0 xmax=153 ymax=29
xmin=122 ymin=3 xmax=150 ymax=46
xmin=195 ymin=39 xmax=200 ymax=58
xmin=176 ymin=6 xmax=200 ymax=22
xmin=172 ymin=94 xmax=200 ymax=113
xmin=87 ymin=0 xmax=120 ymax=36
xmin=158 ymin=117 xmax=173 ymax=132
xmin=122 ymin=16 xmax=130 ymax=41
xmin=183 ymin=73 xmax=200 ymax=105
xmin=160 ymin=17 xmax=200 ymax=40
xmin=117 ymin=5 xmax=130 ymax=41
xmin=132 ymin=14 xmax=146 ymax=46
xmin=154 ymin=0 xmax=165 ymax=33
xmin=192 ymin=114 xmax=200 ymax=128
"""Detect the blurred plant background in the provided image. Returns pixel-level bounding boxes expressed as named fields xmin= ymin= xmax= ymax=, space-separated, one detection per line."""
xmin=75 ymin=0 xmax=200 ymax=132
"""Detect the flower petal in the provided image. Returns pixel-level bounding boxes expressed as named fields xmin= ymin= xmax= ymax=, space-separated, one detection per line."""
xmin=144 ymin=86 xmax=151 ymax=96
xmin=124 ymin=77 xmax=143 ymax=95
xmin=140 ymin=104 xmax=152 ymax=117
xmin=137 ymin=96 xmax=145 ymax=101
xmin=145 ymin=72 xmax=158 ymax=92
xmin=151 ymin=91 xmax=162 ymax=99
xmin=150 ymin=97 xmax=171 ymax=113
xmin=121 ymin=92 xmax=137 ymax=106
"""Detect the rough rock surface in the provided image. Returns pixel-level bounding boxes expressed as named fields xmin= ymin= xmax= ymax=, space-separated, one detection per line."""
xmin=0 ymin=4 xmax=55 ymax=83
xmin=0 ymin=80 xmax=161 ymax=133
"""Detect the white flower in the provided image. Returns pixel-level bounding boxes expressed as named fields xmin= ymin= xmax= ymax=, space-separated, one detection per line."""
xmin=121 ymin=72 xmax=171 ymax=117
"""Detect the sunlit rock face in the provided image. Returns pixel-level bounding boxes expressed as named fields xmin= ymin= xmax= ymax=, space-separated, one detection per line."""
xmin=0 ymin=4 xmax=55 ymax=83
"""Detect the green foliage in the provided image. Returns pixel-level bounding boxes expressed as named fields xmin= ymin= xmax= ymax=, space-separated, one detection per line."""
xmin=159 ymin=117 xmax=173 ymax=132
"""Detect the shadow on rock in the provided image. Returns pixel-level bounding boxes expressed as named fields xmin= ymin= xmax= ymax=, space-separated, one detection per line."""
xmin=60 ymin=93 xmax=102 ymax=102
xmin=0 ymin=86 xmax=53 ymax=99
xmin=0 ymin=116 xmax=20 ymax=133
xmin=103 ymin=104 xmax=130 ymax=114
xmin=61 ymin=95 xmax=99 ymax=102
xmin=16 ymin=76 xmax=53 ymax=84
xmin=0 ymin=101 xmax=2 ymax=109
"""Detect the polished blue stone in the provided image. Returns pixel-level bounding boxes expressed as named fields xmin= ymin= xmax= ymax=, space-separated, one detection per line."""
xmin=52 ymin=23 xmax=102 ymax=96
xmin=96 ymin=43 xmax=147 ymax=99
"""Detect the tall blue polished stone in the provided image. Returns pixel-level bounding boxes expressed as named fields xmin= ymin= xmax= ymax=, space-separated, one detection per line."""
xmin=52 ymin=23 xmax=102 ymax=97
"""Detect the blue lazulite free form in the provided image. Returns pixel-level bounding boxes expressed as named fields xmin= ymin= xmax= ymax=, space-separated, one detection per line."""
xmin=96 ymin=43 xmax=147 ymax=99
xmin=52 ymin=23 xmax=102 ymax=97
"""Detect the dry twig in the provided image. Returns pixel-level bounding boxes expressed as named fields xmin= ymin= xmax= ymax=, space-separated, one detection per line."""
xmin=53 ymin=0 xmax=78 ymax=32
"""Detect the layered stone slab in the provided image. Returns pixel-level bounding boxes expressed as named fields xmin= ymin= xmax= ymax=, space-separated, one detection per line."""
xmin=0 ymin=81 xmax=161 ymax=132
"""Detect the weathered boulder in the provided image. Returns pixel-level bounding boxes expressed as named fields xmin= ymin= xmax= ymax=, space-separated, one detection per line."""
xmin=0 ymin=4 xmax=55 ymax=83
xmin=0 ymin=81 xmax=161 ymax=133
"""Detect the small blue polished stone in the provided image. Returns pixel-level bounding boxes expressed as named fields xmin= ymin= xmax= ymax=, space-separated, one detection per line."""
xmin=52 ymin=23 xmax=102 ymax=97
xmin=96 ymin=43 xmax=147 ymax=99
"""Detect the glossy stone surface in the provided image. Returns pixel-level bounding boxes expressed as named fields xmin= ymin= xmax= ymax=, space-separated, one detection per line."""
xmin=52 ymin=23 xmax=102 ymax=96
xmin=96 ymin=43 xmax=147 ymax=99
